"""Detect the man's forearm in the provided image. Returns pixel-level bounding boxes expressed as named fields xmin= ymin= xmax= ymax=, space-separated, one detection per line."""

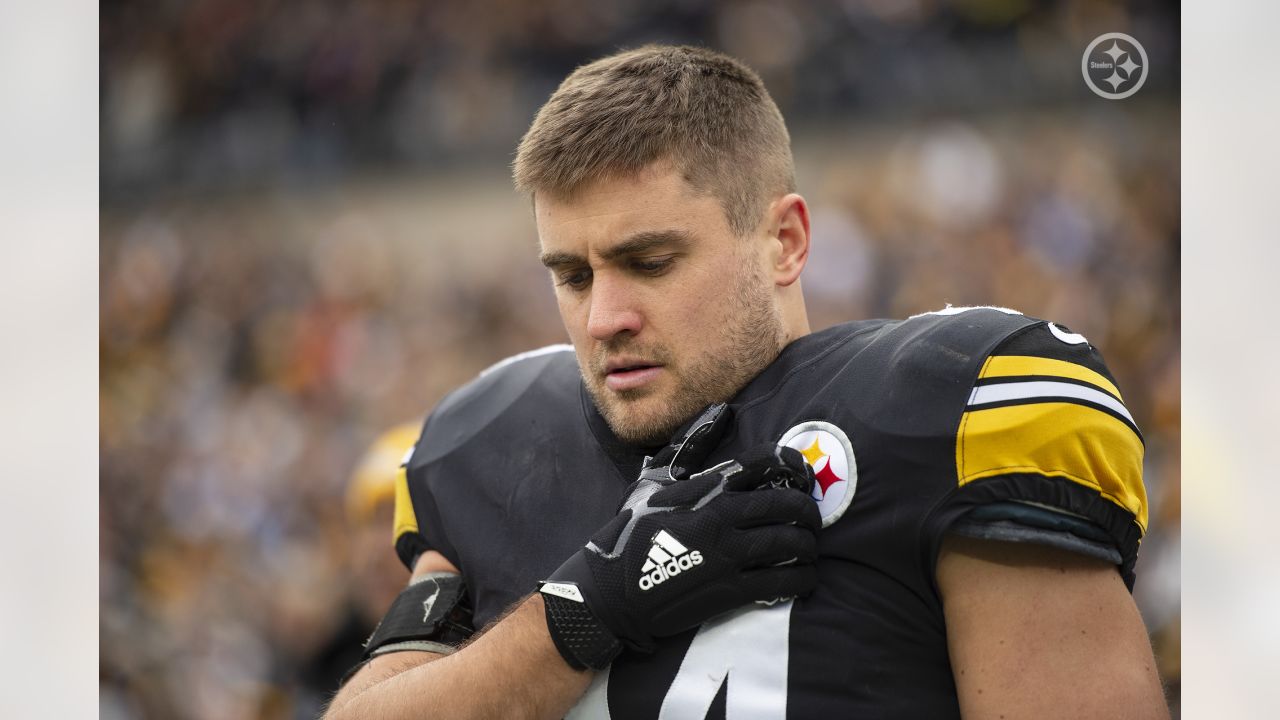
xmin=330 ymin=649 xmax=448 ymax=709
xmin=324 ymin=594 xmax=593 ymax=720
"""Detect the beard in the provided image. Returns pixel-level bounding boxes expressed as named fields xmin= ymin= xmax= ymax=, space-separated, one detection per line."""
xmin=581 ymin=254 xmax=787 ymax=446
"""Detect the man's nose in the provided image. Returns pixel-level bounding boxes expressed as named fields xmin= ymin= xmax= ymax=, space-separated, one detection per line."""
xmin=586 ymin=274 xmax=643 ymax=341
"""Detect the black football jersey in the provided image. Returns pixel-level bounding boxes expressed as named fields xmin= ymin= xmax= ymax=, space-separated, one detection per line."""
xmin=391 ymin=307 xmax=1148 ymax=719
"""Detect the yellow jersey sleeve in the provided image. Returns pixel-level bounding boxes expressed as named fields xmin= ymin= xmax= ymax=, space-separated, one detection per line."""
xmin=955 ymin=324 xmax=1148 ymax=533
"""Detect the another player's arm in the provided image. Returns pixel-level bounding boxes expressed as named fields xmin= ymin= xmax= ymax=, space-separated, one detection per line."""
xmin=938 ymin=536 xmax=1167 ymax=719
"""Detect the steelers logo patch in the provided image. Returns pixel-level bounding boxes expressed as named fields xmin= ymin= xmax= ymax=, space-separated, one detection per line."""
xmin=778 ymin=421 xmax=857 ymax=528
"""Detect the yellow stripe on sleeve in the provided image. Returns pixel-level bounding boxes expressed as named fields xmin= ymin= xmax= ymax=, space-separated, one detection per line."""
xmin=957 ymin=401 xmax=1147 ymax=531
xmin=392 ymin=464 xmax=420 ymax=544
xmin=980 ymin=355 xmax=1123 ymax=401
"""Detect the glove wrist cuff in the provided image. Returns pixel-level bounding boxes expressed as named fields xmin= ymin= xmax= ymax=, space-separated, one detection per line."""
xmin=539 ymin=583 xmax=623 ymax=671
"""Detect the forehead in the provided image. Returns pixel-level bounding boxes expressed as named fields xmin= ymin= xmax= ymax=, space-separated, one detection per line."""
xmin=534 ymin=163 xmax=727 ymax=253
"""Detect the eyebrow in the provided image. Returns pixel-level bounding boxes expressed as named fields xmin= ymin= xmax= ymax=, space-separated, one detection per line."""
xmin=539 ymin=229 xmax=693 ymax=269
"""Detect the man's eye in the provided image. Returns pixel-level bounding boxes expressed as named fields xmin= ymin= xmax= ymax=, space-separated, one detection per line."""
xmin=558 ymin=270 xmax=592 ymax=290
xmin=631 ymin=258 xmax=674 ymax=275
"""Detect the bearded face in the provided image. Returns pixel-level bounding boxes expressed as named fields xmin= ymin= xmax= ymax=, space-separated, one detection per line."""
xmin=536 ymin=163 xmax=788 ymax=445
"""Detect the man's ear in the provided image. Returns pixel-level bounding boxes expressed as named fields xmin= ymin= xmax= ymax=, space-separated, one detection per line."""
xmin=769 ymin=194 xmax=810 ymax=287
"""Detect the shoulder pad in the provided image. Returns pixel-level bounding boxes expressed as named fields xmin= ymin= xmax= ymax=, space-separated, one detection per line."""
xmin=411 ymin=344 xmax=577 ymax=468
xmin=393 ymin=344 xmax=577 ymax=569
xmin=837 ymin=306 xmax=1036 ymax=438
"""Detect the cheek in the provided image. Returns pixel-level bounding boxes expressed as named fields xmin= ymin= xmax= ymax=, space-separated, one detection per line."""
xmin=690 ymin=278 xmax=723 ymax=308
xmin=669 ymin=274 xmax=724 ymax=322
xmin=556 ymin=295 xmax=596 ymax=370
xmin=556 ymin=294 xmax=589 ymax=339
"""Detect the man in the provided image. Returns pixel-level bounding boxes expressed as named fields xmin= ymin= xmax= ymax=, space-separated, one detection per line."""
xmin=326 ymin=45 xmax=1166 ymax=719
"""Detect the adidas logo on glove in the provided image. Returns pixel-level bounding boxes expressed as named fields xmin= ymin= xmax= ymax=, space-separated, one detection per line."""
xmin=638 ymin=530 xmax=703 ymax=591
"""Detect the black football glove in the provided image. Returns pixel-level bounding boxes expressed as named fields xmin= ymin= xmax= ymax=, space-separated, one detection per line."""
xmin=538 ymin=404 xmax=821 ymax=671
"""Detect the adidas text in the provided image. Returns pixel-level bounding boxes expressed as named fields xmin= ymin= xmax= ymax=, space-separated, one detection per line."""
xmin=638 ymin=530 xmax=703 ymax=591
xmin=638 ymin=550 xmax=703 ymax=590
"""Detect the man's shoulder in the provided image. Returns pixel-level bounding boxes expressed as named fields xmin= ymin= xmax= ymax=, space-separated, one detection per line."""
xmin=765 ymin=307 xmax=1038 ymax=431
xmin=412 ymin=344 xmax=580 ymax=467
xmin=796 ymin=306 xmax=1037 ymax=375
xmin=806 ymin=305 xmax=1132 ymax=444
xmin=865 ymin=304 xmax=1037 ymax=367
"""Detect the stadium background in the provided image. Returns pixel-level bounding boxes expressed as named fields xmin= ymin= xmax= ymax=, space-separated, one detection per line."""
xmin=99 ymin=1 xmax=1180 ymax=717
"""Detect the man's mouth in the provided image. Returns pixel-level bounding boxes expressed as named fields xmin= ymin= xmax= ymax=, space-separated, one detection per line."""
xmin=604 ymin=360 xmax=664 ymax=392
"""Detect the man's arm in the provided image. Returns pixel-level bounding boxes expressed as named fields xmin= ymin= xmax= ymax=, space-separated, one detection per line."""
xmin=326 ymin=550 xmax=592 ymax=720
xmin=938 ymin=535 xmax=1168 ymax=719
xmin=325 ymin=592 xmax=592 ymax=720
xmin=327 ymin=551 xmax=460 ymax=708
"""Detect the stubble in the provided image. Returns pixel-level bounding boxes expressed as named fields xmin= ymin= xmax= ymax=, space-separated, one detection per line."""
xmin=584 ymin=253 xmax=786 ymax=445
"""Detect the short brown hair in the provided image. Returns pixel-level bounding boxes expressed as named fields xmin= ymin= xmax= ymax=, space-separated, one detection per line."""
xmin=513 ymin=45 xmax=795 ymax=236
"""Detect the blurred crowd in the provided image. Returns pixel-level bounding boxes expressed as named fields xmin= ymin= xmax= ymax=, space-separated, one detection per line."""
xmin=101 ymin=0 xmax=1177 ymax=199
xmin=100 ymin=1 xmax=1179 ymax=718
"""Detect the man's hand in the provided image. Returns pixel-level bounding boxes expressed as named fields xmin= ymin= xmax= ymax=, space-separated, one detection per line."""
xmin=540 ymin=404 xmax=822 ymax=670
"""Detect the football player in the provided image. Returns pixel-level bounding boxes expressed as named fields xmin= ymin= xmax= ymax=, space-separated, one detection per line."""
xmin=326 ymin=46 xmax=1167 ymax=719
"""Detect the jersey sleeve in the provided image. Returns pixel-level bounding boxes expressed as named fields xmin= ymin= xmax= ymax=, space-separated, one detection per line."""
xmin=391 ymin=409 xmax=470 ymax=573
xmin=931 ymin=320 xmax=1148 ymax=588
xmin=392 ymin=456 xmax=430 ymax=571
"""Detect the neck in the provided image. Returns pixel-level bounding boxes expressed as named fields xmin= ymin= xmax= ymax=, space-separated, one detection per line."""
xmin=779 ymin=281 xmax=811 ymax=345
